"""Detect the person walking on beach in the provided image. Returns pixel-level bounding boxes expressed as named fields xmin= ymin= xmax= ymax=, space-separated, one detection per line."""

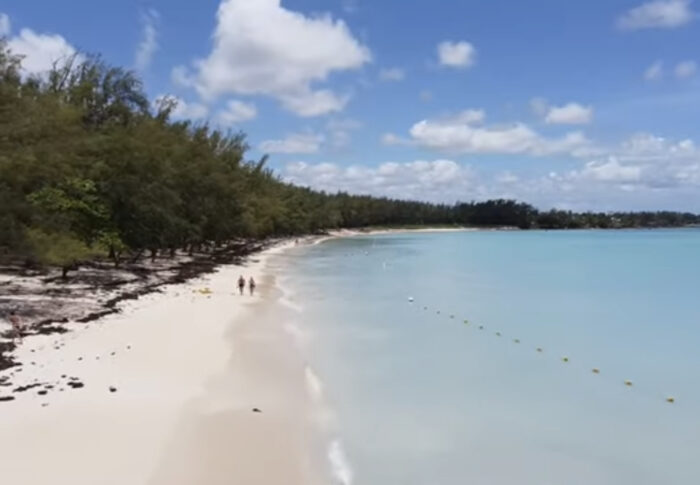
xmin=237 ymin=275 xmax=246 ymax=296
xmin=248 ymin=277 xmax=256 ymax=296
xmin=8 ymin=311 xmax=22 ymax=344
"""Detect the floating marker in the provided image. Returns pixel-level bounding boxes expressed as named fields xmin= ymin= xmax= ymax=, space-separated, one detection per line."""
xmin=562 ymin=357 xmax=569 ymax=363
xmin=408 ymin=297 xmax=414 ymax=303
xmin=592 ymin=368 xmax=600 ymax=374
xmin=495 ymin=332 xmax=502 ymax=337
xmin=463 ymin=320 xmax=469 ymax=325
xmin=479 ymin=326 xmax=484 ymax=330
xmin=513 ymin=339 xmax=520 ymax=344
xmin=450 ymin=315 xmax=455 ymax=319
xmin=625 ymin=380 xmax=633 ymax=387
xmin=666 ymin=397 xmax=675 ymax=404
xmin=536 ymin=348 xmax=543 ymax=353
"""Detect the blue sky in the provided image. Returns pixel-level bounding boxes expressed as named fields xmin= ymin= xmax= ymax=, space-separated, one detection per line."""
xmin=2 ymin=0 xmax=700 ymax=211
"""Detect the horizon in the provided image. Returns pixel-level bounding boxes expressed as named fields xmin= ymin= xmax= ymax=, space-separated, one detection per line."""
xmin=2 ymin=0 xmax=700 ymax=212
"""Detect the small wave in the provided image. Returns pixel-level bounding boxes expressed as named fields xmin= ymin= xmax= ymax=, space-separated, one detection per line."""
xmin=305 ymin=365 xmax=324 ymax=402
xmin=328 ymin=439 xmax=353 ymax=485
xmin=283 ymin=322 xmax=311 ymax=348
xmin=279 ymin=296 xmax=304 ymax=313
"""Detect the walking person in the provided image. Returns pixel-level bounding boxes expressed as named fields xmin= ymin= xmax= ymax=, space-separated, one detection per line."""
xmin=248 ymin=277 xmax=256 ymax=296
xmin=8 ymin=311 xmax=22 ymax=345
xmin=237 ymin=275 xmax=246 ymax=296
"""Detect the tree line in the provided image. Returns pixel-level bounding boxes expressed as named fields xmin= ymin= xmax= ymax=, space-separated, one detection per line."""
xmin=1 ymin=42 xmax=698 ymax=275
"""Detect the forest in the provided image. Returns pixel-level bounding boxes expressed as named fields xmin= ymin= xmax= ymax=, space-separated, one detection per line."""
xmin=1 ymin=41 xmax=699 ymax=274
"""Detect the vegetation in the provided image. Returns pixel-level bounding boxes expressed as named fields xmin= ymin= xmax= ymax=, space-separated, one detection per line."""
xmin=1 ymin=42 xmax=698 ymax=276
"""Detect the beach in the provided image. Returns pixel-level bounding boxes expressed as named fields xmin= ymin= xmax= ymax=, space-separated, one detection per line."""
xmin=0 ymin=239 xmax=326 ymax=485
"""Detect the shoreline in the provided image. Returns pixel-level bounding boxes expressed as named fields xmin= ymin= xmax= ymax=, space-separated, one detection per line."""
xmin=0 ymin=238 xmax=326 ymax=484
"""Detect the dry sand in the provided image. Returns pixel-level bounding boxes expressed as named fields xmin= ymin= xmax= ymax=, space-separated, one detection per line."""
xmin=0 ymin=240 xmax=325 ymax=485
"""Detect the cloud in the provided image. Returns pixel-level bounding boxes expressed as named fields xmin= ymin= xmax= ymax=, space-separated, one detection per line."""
xmin=556 ymin=133 xmax=700 ymax=194
xmin=342 ymin=0 xmax=359 ymax=14
xmin=184 ymin=0 xmax=371 ymax=117
xmin=379 ymin=67 xmax=405 ymax=82
xmin=644 ymin=60 xmax=664 ymax=81
xmin=544 ymin=102 xmax=594 ymax=125
xmin=617 ymin=0 xmax=694 ymax=30
xmin=420 ymin=90 xmax=433 ymax=102
xmin=674 ymin=60 xmax=697 ymax=79
xmin=403 ymin=110 xmax=590 ymax=156
xmin=279 ymin=132 xmax=700 ymax=210
xmin=0 ymin=13 xmax=10 ymax=36
xmin=260 ymin=133 xmax=324 ymax=154
xmin=530 ymin=97 xmax=549 ymax=117
xmin=283 ymin=159 xmax=476 ymax=202
xmin=437 ymin=41 xmax=476 ymax=69
xmin=135 ymin=9 xmax=159 ymax=71
xmin=8 ymin=28 xmax=78 ymax=76
xmin=155 ymin=95 xmax=209 ymax=120
xmin=279 ymin=89 xmax=349 ymax=117
xmin=218 ymin=100 xmax=257 ymax=124
xmin=326 ymin=118 xmax=362 ymax=148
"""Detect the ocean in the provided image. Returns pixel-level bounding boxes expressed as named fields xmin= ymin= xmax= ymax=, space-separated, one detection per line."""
xmin=270 ymin=229 xmax=700 ymax=485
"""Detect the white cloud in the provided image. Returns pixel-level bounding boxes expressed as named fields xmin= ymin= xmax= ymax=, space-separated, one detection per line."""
xmin=187 ymin=0 xmax=371 ymax=117
xmin=260 ymin=132 xmax=324 ymax=154
xmin=420 ymin=90 xmax=433 ymax=102
xmin=529 ymin=97 xmax=549 ymax=117
xmin=218 ymin=100 xmax=257 ymax=124
xmin=381 ymin=133 xmax=406 ymax=146
xmin=0 ymin=13 xmax=11 ymax=37
xmin=155 ymin=95 xmax=209 ymax=120
xmin=8 ymin=28 xmax=78 ymax=76
xmin=279 ymin=132 xmax=700 ymax=210
xmin=544 ymin=102 xmax=594 ymax=125
xmin=379 ymin=67 xmax=405 ymax=82
xmin=617 ymin=0 xmax=694 ymax=30
xmin=437 ymin=41 xmax=476 ymax=69
xmin=342 ymin=0 xmax=359 ymax=14
xmin=280 ymin=89 xmax=349 ymax=117
xmin=576 ymin=158 xmax=643 ymax=183
xmin=171 ymin=65 xmax=195 ymax=88
xmin=644 ymin=60 xmax=664 ymax=81
xmin=674 ymin=60 xmax=697 ymax=79
xmin=283 ymin=159 xmax=476 ymax=202
xmin=326 ymin=118 xmax=362 ymax=148
xmin=404 ymin=110 xmax=590 ymax=156
xmin=135 ymin=9 xmax=159 ymax=71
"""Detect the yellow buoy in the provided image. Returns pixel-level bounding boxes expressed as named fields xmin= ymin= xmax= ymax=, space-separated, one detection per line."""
xmin=666 ymin=397 xmax=675 ymax=404
xmin=624 ymin=380 xmax=633 ymax=387
xmin=592 ymin=368 xmax=600 ymax=374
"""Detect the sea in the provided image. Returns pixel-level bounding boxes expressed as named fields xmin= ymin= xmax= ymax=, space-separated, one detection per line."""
xmin=268 ymin=229 xmax=700 ymax=485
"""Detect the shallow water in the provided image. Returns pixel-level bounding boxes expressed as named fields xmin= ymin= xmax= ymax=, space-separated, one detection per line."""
xmin=271 ymin=230 xmax=700 ymax=484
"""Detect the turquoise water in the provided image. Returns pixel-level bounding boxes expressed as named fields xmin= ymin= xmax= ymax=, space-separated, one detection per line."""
xmin=274 ymin=230 xmax=700 ymax=484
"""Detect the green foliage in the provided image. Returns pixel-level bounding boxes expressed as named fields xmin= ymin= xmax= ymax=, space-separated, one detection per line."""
xmin=0 ymin=40 xmax=698 ymax=271
xmin=25 ymin=228 xmax=99 ymax=271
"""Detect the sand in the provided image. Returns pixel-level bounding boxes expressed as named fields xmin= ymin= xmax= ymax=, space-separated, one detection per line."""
xmin=0 ymin=240 xmax=324 ymax=485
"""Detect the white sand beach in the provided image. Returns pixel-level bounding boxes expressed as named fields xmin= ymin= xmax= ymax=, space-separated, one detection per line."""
xmin=0 ymin=240 xmax=326 ymax=485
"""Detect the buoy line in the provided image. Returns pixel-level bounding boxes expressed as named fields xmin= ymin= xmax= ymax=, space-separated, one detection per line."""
xmin=407 ymin=296 xmax=676 ymax=404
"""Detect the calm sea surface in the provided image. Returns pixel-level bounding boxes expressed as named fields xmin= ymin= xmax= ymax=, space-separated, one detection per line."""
xmin=271 ymin=229 xmax=700 ymax=485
